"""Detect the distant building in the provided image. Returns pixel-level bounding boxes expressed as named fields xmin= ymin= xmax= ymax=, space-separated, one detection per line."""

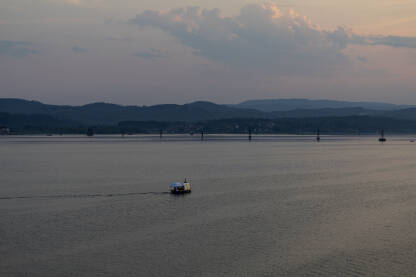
xmin=0 ymin=127 xmax=10 ymax=135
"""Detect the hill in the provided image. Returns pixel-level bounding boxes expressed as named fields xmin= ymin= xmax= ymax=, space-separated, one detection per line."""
xmin=233 ymin=98 xmax=412 ymax=112
xmin=2 ymin=98 xmax=416 ymax=134
xmin=0 ymin=99 xmax=265 ymax=124
xmin=269 ymin=107 xmax=380 ymax=118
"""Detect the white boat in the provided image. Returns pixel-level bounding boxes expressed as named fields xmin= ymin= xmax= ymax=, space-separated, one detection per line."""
xmin=169 ymin=179 xmax=192 ymax=194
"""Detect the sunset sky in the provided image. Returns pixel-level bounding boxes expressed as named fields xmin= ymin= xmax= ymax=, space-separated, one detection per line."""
xmin=1 ymin=0 xmax=416 ymax=105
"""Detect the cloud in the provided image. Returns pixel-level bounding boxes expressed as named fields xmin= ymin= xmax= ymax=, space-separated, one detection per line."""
xmin=369 ymin=35 xmax=416 ymax=48
xmin=134 ymin=48 xmax=167 ymax=60
xmin=49 ymin=0 xmax=100 ymax=6
xmin=129 ymin=3 xmax=350 ymax=75
xmin=357 ymin=56 xmax=367 ymax=62
xmin=324 ymin=28 xmax=416 ymax=49
xmin=129 ymin=3 xmax=416 ymax=75
xmin=0 ymin=40 xmax=38 ymax=57
xmin=72 ymin=46 xmax=88 ymax=53
xmin=106 ymin=36 xmax=136 ymax=43
xmin=63 ymin=0 xmax=83 ymax=4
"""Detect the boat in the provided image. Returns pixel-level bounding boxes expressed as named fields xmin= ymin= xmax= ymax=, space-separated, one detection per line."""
xmin=169 ymin=179 xmax=192 ymax=194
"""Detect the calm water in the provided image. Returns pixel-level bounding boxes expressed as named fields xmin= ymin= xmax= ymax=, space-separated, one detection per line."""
xmin=2 ymin=135 xmax=416 ymax=276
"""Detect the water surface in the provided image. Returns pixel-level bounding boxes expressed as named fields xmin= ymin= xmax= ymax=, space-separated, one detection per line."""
xmin=1 ymin=135 xmax=416 ymax=276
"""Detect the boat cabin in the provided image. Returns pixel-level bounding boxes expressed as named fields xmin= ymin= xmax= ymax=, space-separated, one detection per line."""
xmin=169 ymin=180 xmax=191 ymax=194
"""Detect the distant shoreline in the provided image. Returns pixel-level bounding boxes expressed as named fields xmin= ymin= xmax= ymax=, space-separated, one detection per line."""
xmin=3 ymin=98 xmax=416 ymax=135
xmin=3 ymin=133 xmax=416 ymax=137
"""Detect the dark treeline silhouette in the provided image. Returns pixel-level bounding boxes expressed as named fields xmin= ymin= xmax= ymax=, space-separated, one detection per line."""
xmin=3 ymin=113 xmax=416 ymax=134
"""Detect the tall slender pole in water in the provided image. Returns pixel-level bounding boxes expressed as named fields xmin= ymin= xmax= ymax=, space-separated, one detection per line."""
xmin=379 ymin=129 xmax=386 ymax=143
xmin=201 ymin=130 xmax=204 ymax=141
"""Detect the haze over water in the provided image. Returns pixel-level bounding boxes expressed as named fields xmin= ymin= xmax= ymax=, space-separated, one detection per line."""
xmin=2 ymin=135 xmax=416 ymax=276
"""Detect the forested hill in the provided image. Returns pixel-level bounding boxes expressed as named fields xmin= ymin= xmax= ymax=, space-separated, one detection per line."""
xmin=0 ymin=99 xmax=265 ymax=124
xmin=2 ymin=98 xmax=416 ymax=134
xmin=233 ymin=98 xmax=412 ymax=112
xmin=0 ymin=98 xmax=410 ymax=124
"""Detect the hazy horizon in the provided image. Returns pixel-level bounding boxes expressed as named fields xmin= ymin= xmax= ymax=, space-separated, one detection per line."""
xmin=2 ymin=1 xmax=416 ymax=105
xmin=2 ymin=96 xmax=415 ymax=107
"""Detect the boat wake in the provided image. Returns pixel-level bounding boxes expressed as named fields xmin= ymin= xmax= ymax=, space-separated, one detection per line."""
xmin=0 ymin=191 xmax=170 ymax=201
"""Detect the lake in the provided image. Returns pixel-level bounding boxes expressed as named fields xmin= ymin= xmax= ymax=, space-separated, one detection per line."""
xmin=1 ymin=135 xmax=416 ymax=276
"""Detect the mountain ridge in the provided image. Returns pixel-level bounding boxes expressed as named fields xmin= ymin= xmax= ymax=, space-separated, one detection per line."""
xmin=1 ymin=97 xmax=416 ymax=127
xmin=0 ymin=98 xmax=265 ymax=124
xmin=3 ymin=98 xmax=416 ymax=134
xmin=233 ymin=98 xmax=413 ymax=112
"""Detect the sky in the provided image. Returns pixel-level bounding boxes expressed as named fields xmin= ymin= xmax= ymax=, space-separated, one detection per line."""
xmin=1 ymin=0 xmax=416 ymax=105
